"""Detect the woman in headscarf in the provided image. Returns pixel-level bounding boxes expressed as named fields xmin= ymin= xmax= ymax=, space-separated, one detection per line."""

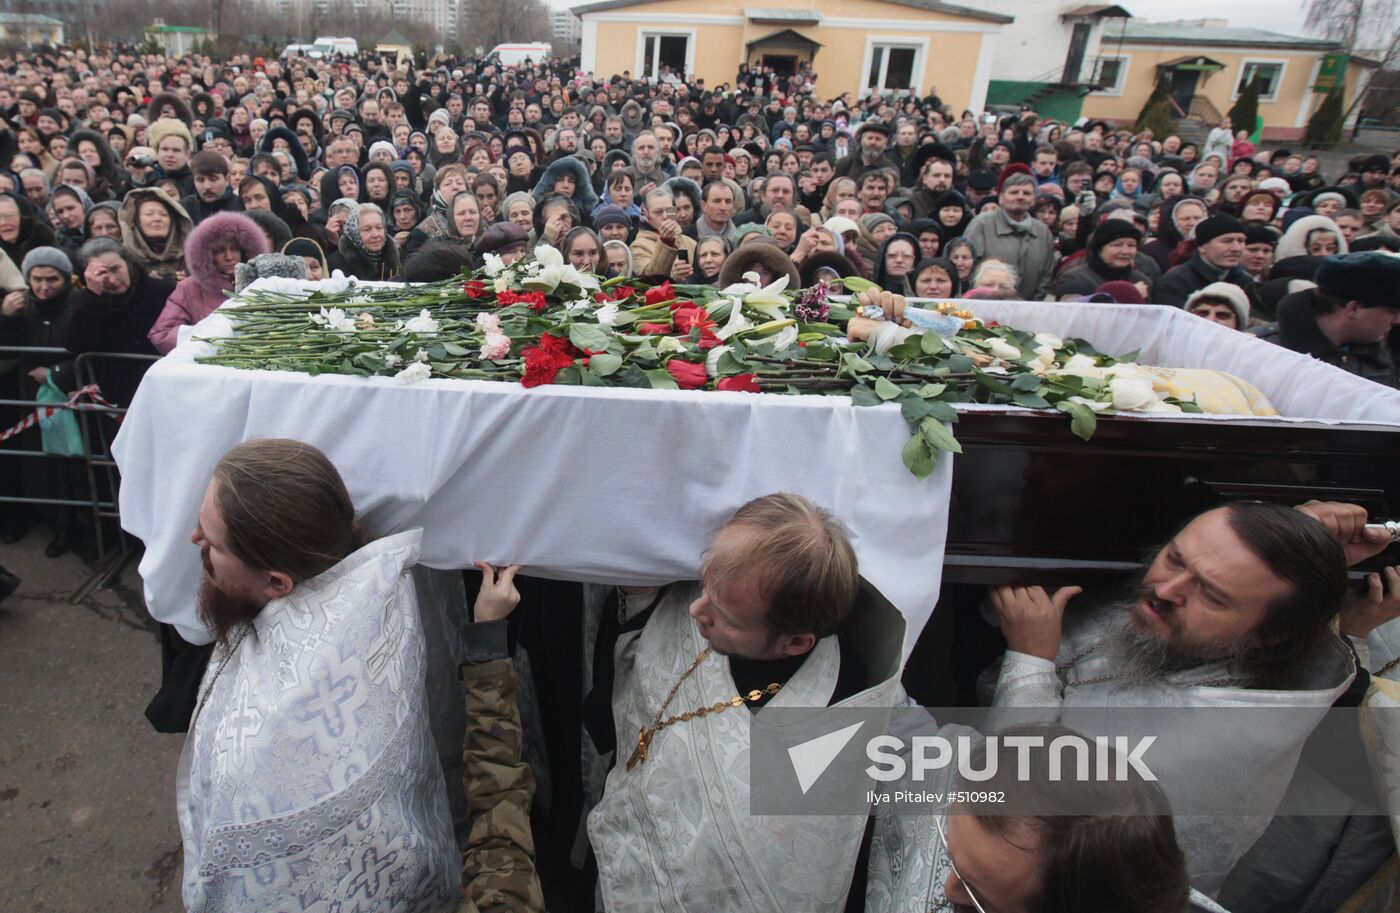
xmin=327 ymin=203 xmax=401 ymax=280
xmin=117 ymin=187 xmax=193 ymax=280
xmin=283 ymin=237 xmax=328 ymax=281
xmin=0 ymin=191 xmax=56 ymax=266
xmin=362 ymin=162 xmax=396 ymax=209
xmin=944 ymin=237 xmax=977 ymax=287
xmin=855 ymin=212 xmax=896 ymax=266
xmin=84 ymin=200 xmax=122 ymax=243
xmin=402 ymin=164 xmax=468 ymax=259
xmin=444 ymin=191 xmax=483 ymax=262
xmin=872 ymin=232 xmax=920 ymax=295
xmin=389 ymin=188 xmax=426 ymax=249
xmin=65 ymin=238 xmax=175 ymax=408
xmin=48 ymin=184 xmax=93 ymax=260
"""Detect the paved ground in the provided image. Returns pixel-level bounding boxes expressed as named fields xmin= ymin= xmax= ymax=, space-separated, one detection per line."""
xmin=0 ymin=533 xmax=184 ymax=913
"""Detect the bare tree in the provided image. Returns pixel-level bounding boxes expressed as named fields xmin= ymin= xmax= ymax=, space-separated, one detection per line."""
xmin=458 ymin=0 xmax=549 ymax=54
xmin=1301 ymin=0 xmax=1400 ymax=66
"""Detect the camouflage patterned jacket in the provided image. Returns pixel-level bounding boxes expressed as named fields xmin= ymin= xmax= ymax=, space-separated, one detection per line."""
xmin=458 ymin=621 xmax=546 ymax=913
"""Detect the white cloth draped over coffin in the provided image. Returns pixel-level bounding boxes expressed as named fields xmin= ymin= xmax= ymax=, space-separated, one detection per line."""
xmin=115 ymin=305 xmax=954 ymax=659
xmin=177 ymin=529 xmax=459 ymax=913
xmin=115 ymin=292 xmax=1400 ymax=659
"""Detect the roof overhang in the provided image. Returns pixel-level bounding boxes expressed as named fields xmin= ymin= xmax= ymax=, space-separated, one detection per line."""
xmin=746 ymin=28 xmax=823 ymax=51
xmin=1155 ymin=55 xmax=1226 ymax=71
xmin=1062 ymin=5 xmax=1133 ymax=19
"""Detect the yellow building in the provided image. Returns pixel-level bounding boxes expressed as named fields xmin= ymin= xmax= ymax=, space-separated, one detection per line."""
xmin=1081 ymin=20 xmax=1374 ymax=140
xmin=0 ymin=13 xmax=64 ymax=46
xmin=574 ymin=0 xmax=1011 ymax=113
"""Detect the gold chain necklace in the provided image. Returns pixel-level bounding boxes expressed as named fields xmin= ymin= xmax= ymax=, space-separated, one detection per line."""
xmin=626 ymin=645 xmax=782 ymax=771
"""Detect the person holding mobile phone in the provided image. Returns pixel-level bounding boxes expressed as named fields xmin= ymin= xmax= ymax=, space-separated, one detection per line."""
xmin=629 ymin=187 xmax=696 ymax=282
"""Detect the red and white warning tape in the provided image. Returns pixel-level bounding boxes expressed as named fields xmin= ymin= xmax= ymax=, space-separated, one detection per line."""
xmin=0 ymin=384 xmax=120 ymax=444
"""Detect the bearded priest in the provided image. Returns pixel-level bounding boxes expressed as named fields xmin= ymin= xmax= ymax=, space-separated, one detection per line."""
xmin=179 ymin=439 xmax=459 ymax=912
xmin=987 ymin=499 xmax=1392 ymax=896
xmin=586 ymin=492 xmax=906 ymax=912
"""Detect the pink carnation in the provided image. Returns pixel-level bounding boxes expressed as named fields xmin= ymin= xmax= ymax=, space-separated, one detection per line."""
xmin=475 ymin=312 xmax=502 ymax=334
xmin=480 ymin=332 xmax=511 ymax=361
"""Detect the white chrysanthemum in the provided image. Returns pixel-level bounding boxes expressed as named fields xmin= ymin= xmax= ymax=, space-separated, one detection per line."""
xmin=324 ymin=307 xmax=356 ymax=332
xmin=482 ymin=253 xmax=507 ymax=277
xmin=534 ymin=245 xmax=563 ymax=269
xmin=595 ymin=302 xmax=620 ymax=326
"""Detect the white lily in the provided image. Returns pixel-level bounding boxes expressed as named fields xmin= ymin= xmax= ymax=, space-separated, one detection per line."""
xmin=743 ymin=273 xmax=791 ymax=321
xmin=393 ymin=361 xmax=432 ymax=385
xmin=309 ymin=309 xmax=327 ymax=326
xmin=987 ymin=338 xmax=1020 ymax=361
xmin=766 ymin=325 xmax=800 ymax=352
xmin=404 ymin=309 xmax=440 ymax=335
xmin=482 ymin=253 xmax=507 ymax=277
xmin=714 ymin=296 xmax=754 ymax=340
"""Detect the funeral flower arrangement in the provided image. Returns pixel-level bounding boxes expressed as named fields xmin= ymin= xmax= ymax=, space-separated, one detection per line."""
xmin=199 ymin=245 xmax=1203 ymax=479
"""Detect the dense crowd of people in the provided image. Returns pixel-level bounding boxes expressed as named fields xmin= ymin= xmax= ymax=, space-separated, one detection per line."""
xmin=1 ymin=43 xmax=1400 ymax=913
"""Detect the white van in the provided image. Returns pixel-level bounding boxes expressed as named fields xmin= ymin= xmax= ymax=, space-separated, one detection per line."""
xmin=484 ymin=43 xmax=553 ymax=67
xmin=310 ymin=37 xmax=360 ymax=59
xmin=281 ymin=43 xmax=316 ymax=59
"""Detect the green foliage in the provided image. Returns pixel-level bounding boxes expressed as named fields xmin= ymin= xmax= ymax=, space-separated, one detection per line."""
xmin=1134 ymin=75 xmax=1174 ymax=137
xmin=1228 ymin=74 xmax=1263 ymax=136
xmin=1303 ymin=89 xmax=1345 ymax=148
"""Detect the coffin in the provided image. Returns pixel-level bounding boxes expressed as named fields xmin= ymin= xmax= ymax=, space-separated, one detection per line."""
xmin=112 ymin=290 xmax=1400 ymax=662
xmin=938 ymin=298 xmax=1400 ymax=584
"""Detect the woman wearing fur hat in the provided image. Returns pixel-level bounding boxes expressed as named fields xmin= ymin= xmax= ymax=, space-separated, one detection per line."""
xmin=1055 ymin=219 xmax=1152 ymax=301
xmin=328 ymin=203 xmax=401 ymax=281
xmin=148 ymin=212 xmax=269 ymax=353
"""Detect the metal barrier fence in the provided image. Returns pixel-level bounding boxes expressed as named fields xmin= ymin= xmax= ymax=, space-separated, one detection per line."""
xmin=0 ymin=346 xmax=159 ymax=600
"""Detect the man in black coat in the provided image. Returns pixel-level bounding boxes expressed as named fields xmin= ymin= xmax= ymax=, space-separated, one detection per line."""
xmin=1253 ymin=251 xmax=1400 ymax=388
xmin=1155 ymin=214 xmax=1256 ymax=307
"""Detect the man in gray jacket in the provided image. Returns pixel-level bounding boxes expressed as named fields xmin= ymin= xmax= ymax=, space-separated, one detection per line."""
xmin=964 ymin=173 xmax=1056 ymax=299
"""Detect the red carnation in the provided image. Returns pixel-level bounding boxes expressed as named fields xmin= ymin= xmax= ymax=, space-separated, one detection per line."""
xmin=464 ymin=280 xmax=487 ymax=299
xmin=717 ymin=373 xmax=761 ymax=393
xmin=666 ymin=360 xmax=707 ymax=389
xmin=498 ymin=289 xmax=549 ymax=313
xmin=645 ymin=281 xmax=675 ymax=306
xmin=595 ymin=285 xmax=637 ymax=303
xmin=520 ymin=333 xmax=581 ymax=388
xmin=638 ymin=322 xmax=672 ymax=335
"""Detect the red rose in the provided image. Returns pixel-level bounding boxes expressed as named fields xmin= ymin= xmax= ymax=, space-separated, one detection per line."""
xmin=717 ymin=373 xmax=761 ymax=393
xmin=464 ymin=280 xmax=487 ymax=299
xmin=666 ymin=359 xmax=708 ymax=389
xmin=637 ymin=322 xmax=672 ymax=335
xmin=671 ymin=305 xmax=704 ymax=333
xmin=645 ymin=281 xmax=675 ymax=306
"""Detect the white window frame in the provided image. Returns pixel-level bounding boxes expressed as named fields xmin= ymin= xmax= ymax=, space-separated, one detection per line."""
xmin=1089 ymin=54 xmax=1129 ymax=96
xmin=858 ymin=36 xmax=929 ymax=97
xmin=1232 ymin=59 xmax=1287 ymax=102
xmin=635 ymin=29 xmax=696 ymax=80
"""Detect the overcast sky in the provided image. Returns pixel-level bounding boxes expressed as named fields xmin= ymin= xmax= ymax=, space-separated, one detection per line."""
xmin=544 ymin=0 xmax=1314 ymax=36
